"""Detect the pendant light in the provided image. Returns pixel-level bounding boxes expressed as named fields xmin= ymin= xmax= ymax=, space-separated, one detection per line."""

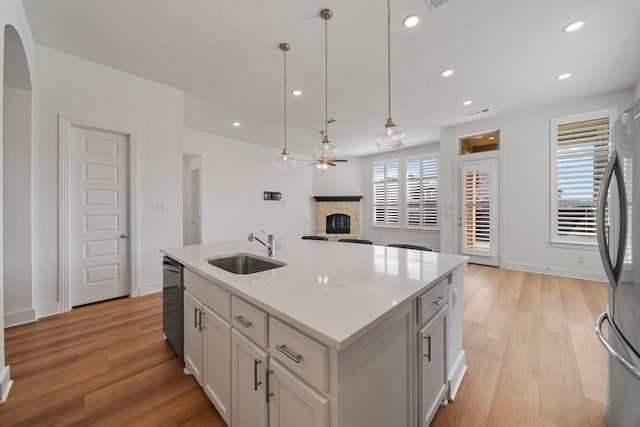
xmin=375 ymin=0 xmax=405 ymax=150
xmin=315 ymin=9 xmax=340 ymax=164
xmin=275 ymin=42 xmax=296 ymax=169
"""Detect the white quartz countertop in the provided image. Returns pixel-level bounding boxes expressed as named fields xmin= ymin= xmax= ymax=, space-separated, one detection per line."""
xmin=161 ymin=240 xmax=467 ymax=350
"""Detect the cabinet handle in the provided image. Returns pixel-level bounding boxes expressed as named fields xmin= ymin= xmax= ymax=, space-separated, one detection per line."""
xmin=433 ymin=296 xmax=447 ymax=306
xmin=275 ymin=344 xmax=302 ymax=364
xmin=424 ymin=335 xmax=432 ymax=362
xmin=198 ymin=309 xmax=205 ymax=332
xmin=253 ymin=359 xmax=262 ymax=391
xmin=233 ymin=315 xmax=252 ymax=328
xmin=266 ymin=369 xmax=274 ymax=403
xmin=194 ymin=307 xmax=199 ymax=328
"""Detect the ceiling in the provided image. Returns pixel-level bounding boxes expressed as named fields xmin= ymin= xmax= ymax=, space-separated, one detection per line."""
xmin=20 ymin=0 xmax=640 ymax=157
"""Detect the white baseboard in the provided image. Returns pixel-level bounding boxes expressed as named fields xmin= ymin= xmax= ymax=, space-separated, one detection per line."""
xmin=448 ymin=350 xmax=466 ymax=401
xmin=36 ymin=302 xmax=61 ymax=319
xmin=4 ymin=308 xmax=37 ymax=328
xmin=139 ymin=281 xmax=161 ymax=296
xmin=503 ymin=262 xmax=607 ymax=282
xmin=0 ymin=365 xmax=13 ymax=403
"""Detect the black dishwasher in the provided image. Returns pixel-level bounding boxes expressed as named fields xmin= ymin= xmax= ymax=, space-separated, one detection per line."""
xmin=162 ymin=256 xmax=184 ymax=359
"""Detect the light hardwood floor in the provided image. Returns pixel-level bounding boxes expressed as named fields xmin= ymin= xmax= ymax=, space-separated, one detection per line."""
xmin=0 ymin=265 xmax=608 ymax=426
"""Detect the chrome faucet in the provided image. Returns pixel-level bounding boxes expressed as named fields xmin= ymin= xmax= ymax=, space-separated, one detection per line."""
xmin=248 ymin=230 xmax=275 ymax=257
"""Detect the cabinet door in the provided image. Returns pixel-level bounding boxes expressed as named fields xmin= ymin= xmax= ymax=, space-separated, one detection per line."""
xmin=269 ymin=359 xmax=329 ymax=427
xmin=232 ymin=329 xmax=268 ymax=427
xmin=419 ymin=308 xmax=447 ymax=427
xmin=184 ymin=290 xmax=203 ymax=385
xmin=203 ymin=305 xmax=232 ymax=426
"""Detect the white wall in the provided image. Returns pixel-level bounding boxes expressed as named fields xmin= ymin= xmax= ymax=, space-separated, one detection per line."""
xmin=360 ymin=143 xmax=441 ymax=250
xmin=32 ymin=45 xmax=184 ymax=307
xmin=440 ymin=89 xmax=634 ymax=281
xmin=3 ymin=86 xmax=33 ymax=325
xmin=183 ymin=128 xmax=314 ymax=244
xmin=635 ymin=80 xmax=640 ymax=99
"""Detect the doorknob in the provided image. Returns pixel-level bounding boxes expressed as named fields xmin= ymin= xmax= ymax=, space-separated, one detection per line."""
xmin=120 ymin=233 xmax=129 ymax=238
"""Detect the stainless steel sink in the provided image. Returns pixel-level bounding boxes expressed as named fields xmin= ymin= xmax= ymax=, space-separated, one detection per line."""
xmin=205 ymin=253 xmax=285 ymax=274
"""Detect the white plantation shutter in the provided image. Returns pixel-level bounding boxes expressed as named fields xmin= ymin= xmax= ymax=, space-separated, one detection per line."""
xmin=552 ymin=110 xmax=613 ymax=243
xmin=463 ymin=167 xmax=492 ymax=252
xmin=406 ymin=156 xmax=438 ymax=227
xmin=373 ymin=161 xmax=399 ymax=225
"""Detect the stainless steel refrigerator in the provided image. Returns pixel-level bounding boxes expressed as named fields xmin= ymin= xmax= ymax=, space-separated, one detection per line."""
xmin=595 ymin=97 xmax=640 ymax=426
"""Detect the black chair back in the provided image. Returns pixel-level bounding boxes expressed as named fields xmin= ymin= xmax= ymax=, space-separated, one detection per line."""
xmin=388 ymin=243 xmax=432 ymax=251
xmin=301 ymin=236 xmax=329 ymax=241
xmin=338 ymin=238 xmax=373 ymax=245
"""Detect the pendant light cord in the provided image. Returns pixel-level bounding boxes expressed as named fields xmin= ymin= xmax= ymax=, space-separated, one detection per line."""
xmin=324 ymin=16 xmax=329 ymax=142
xmin=283 ymin=47 xmax=287 ymax=153
xmin=387 ymin=0 xmax=392 ymax=120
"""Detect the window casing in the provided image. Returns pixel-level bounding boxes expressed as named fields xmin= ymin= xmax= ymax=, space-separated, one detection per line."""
xmin=551 ymin=109 xmax=615 ymax=245
xmin=373 ymin=161 xmax=399 ymax=226
xmin=373 ymin=155 xmax=439 ymax=229
xmin=406 ymin=155 xmax=438 ymax=229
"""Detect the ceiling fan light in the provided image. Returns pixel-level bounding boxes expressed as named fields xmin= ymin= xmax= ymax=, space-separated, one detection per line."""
xmin=376 ymin=126 xmax=405 ymax=150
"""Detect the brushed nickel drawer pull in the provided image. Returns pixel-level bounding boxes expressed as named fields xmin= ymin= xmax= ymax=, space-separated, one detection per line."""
xmin=275 ymin=344 xmax=302 ymax=364
xmin=423 ymin=335 xmax=432 ymax=362
xmin=433 ymin=296 xmax=447 ymax=306
xmin=253 ymin=359 xmax=262 ymax=391
xmin=233 ymin=315 xmax=252 ymax=328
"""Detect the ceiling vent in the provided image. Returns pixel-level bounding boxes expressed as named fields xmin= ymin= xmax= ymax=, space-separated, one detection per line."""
xmin=468 ymin=108 xmax=490 ymax=116
xmin=425 ymin=0 xmax=451 ymax=11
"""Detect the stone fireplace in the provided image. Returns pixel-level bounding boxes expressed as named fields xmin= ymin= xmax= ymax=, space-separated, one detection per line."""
xmin=314 ymin=196 xmax=363 ymax=241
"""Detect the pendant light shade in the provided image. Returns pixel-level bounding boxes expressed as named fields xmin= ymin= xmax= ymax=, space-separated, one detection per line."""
xmin=376 ymin=0 xmax=405 ymax=150
xmin=275 ymin=42 xmax=296 ymax=169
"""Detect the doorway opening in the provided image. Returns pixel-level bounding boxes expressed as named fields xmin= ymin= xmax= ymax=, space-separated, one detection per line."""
xmin=183 ymin=154 xmax=202 ymax=245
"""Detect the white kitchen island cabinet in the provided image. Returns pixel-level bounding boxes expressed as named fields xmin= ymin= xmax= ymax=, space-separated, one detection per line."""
xmin=162 ymin=240 xmax=468 ymax=427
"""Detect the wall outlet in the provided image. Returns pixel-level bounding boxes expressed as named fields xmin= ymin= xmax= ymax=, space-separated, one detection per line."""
xmin=152 ymin=203 xmax=167 ymax=213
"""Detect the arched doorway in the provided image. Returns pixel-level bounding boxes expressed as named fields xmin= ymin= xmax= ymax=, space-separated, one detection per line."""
xmin=1 ymin=23 xmax=33 ymax=402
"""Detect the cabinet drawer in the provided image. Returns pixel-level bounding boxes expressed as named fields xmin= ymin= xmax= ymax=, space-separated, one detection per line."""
xmin=231 ymin=296 xmax=268 ymax=348
xmin=184 ymin=269 xmax=230 ymax=320
xmin=419 ymin=279 xmax=448 ymax=325
xmin=269 ymin=317 xmax=328 ymax=393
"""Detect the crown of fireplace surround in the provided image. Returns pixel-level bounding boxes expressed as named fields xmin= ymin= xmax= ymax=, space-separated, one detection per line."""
xmin=314 ymin=196 xmax=363 ymax=241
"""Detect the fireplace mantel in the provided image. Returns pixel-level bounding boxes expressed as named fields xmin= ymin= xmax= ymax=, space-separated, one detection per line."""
xmin=313 ymin=196 xmax=363 ymax=202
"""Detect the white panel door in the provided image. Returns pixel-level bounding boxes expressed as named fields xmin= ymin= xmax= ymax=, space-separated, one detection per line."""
xmin=70 ymin=126 xmax=129 ymax=306
xmin=458 ymin=158 xmax=500 ymax=266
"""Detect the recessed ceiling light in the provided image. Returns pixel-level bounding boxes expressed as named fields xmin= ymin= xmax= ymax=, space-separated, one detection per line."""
xmin=403 ymin=15 xmax=420 ymax=28
xmin=563 ymin=20 xmax=584 ymax=32
xmin=462 ymin=100 xmax=472 ymax=106
xmin=556 ymin=72 xmax=572 ymax=80
xmin=291 ymin=89 xmax=302 ymax=96
xmin=232 ymin=122 xmax=241 ymax=127
xmin=441 ymin=69 xmax=454 ymax=77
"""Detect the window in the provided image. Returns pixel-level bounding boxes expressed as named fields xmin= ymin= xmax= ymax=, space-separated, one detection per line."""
xmin=406 ymin=156 xmax=438 ymax=228
xmin=373 ymin=161 xmax=399 ymax=226
xmin=551 ymin=109 xmax=615 ymax=244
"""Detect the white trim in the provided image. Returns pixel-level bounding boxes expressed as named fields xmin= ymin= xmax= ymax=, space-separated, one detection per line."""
xmin=447 ymin=350 xmax=466 ymax=401
xmin=139 ymin=282 xmax=162 ymax=296
xmin=36 ymin=302 xmax=61 ymax=319
xmin=58 ymin=115 xmax=140 ymax=312
xmin=503 ymin=262 xmax=607 ymax=282
xmin=0 ymin=366 xmax=13 ymax=404
xmin=3 ymin=309 xmax=37 ymax=327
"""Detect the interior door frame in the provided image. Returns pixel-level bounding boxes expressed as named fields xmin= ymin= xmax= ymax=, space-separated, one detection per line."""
xmin=58 ymin=115 xmax=140 ymax=312
xmin=453 ymin=150 xmax=504 ymax=267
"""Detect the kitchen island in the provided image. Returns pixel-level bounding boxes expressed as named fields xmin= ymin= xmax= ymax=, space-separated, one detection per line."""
xmin=161 ymin=239 xmax=468 ymax=427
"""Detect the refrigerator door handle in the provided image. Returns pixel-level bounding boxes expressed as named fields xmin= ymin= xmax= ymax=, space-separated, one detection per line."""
xmin=595 ymin=310 xmax=640 ymax=380
xmin=596 ymin=149 xmax=628 ymax=288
